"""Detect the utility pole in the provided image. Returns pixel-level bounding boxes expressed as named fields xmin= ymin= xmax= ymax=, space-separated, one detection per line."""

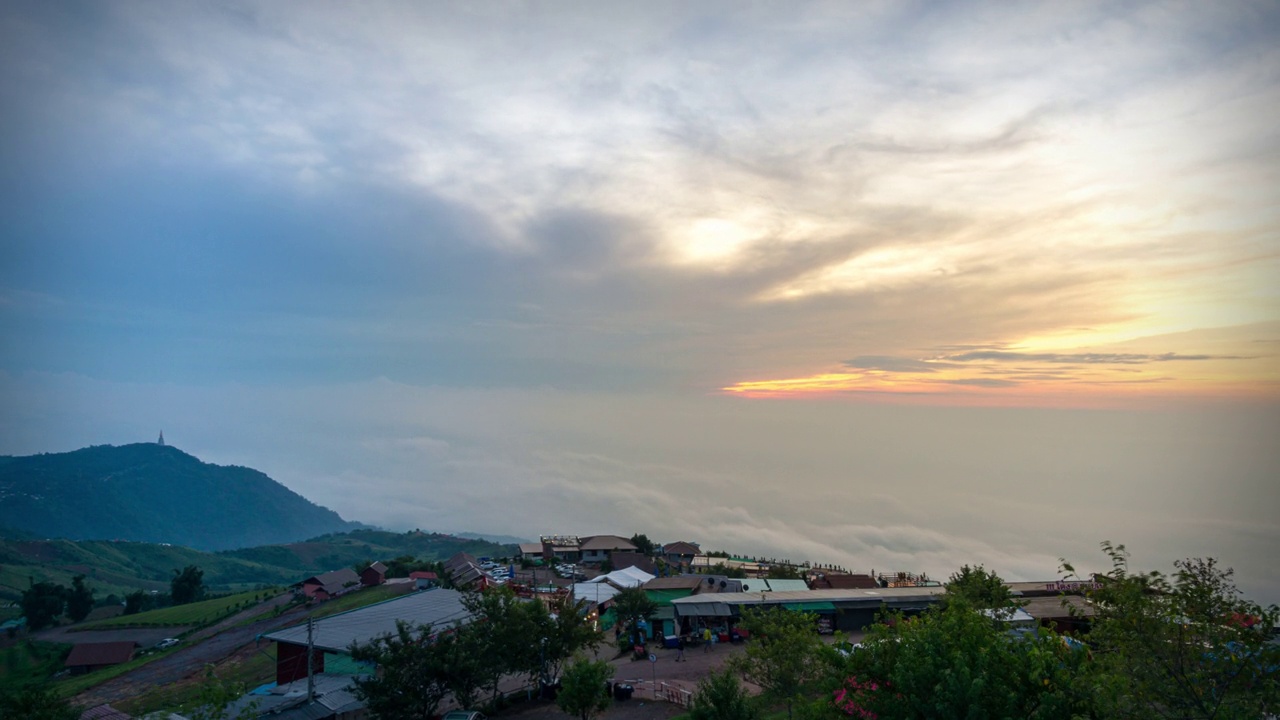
xmin=306 ymin=617 xmax=315 ymax=702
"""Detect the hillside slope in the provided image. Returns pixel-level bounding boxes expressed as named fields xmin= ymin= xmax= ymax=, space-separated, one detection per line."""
xmin=0 ymin=443 xmax=360 ymax=551
xmin=0 ymin=530 xmax=514 ymax=602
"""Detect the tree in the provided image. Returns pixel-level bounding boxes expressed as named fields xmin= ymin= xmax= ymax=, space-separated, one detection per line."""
xmin=611 ymin=587 xmax=657 ymax=641
xmin=171 ymin=565 xmax=205 ymax=605
xmin=944 ymin=564 xmax=1014 ymax=609
xmin=459 ymin=586 xmax=543 ymax=704
xmin=690 ymin=668 xmax=760 ymax=720
xmin=542 ymin=594 xmax=605 ymax=683
xmin=437 ymin=630 xmax=485 ymax=711
xmin=65 ymin=575 xmax=95 ymax=623
xmin=350 ymin=621 xmax=453 ymax=720
xmin=556 ymin=657 xmax=613 ymax=720
xmin=766 ymin=564 xmax=802 ymax=580
xmin=20 ymin=582 xmax=66 ymax=631
xmin=0 ymin=684 xmax=80 ymax=720
xmin=124 ymin=589 xmax=154 ymax=615
xmin=1068 ymin=542 xmax=1280 ymax=719
xmin=629 ymin=533 xmax=656 ymax=556
xmin=839 ymin=597 xmax=1089 ymax=720
xmin=731 ymin=607 xmax=824 ymax=720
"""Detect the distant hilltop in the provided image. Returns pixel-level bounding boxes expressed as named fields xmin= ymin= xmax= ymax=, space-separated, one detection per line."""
xmin=0 ymin=443 xmax=363 ymax=551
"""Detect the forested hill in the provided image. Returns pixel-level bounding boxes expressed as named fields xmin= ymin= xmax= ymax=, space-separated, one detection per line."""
xmin=0 ymin=530 xmax=515 ymax=602
xmin=0 ymin=443 xmax=362 ymax=551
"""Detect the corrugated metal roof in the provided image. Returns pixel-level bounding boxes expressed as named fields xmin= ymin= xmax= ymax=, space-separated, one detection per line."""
xmin=1021 ymin=595 xmax=1094 ymax=619
xmin=671 ymin=586 xmax=945 ymax=607
xmin=641 ymin=576 xmax=705 ymax=590
xmin=65 ymin=641 xmax=137 ymax=668
xmin=301 ymin=568 xmax=360 ymax=588
xmin=579 ymin=535 xmax=637 ymax=551
xmin=763 ymin=579 xmax=810 ymax=592
xmin=264 ymin=589 xmax=473 ymax=653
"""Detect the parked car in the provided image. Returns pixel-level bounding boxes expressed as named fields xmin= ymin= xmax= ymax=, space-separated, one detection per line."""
xmin=443 ymin=711 xmax=486 ymax=720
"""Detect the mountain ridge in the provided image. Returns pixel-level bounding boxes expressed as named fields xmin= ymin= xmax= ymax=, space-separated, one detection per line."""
xmin=0 ymin=443 xmax=363 ymax=551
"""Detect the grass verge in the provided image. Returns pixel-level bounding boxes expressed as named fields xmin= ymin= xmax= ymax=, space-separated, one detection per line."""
xmin=78 ymin=589 xmax=282 ymax=630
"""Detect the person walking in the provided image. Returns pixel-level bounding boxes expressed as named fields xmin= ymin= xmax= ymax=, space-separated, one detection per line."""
xmin=675 ymin=635 xmax=685 ymax=661
xmin=703 ymin=626 xmax=712 ymax=652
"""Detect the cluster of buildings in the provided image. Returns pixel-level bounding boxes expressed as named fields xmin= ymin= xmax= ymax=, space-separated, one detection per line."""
xmin=72 ymin=534 xmax=1102 ymax=720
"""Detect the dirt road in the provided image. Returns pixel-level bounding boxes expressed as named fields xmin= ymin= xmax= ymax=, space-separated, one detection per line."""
xmin=71 ymin=601 xmax=310 ymax=709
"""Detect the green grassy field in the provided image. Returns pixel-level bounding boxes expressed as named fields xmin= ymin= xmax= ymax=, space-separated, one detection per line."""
xmin=78 ymin=589 xmax=283 ymax=630
xmin=0 ymin=640 xmax=71 ymax=691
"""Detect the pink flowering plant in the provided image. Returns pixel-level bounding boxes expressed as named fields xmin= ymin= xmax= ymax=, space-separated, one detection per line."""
xmin=832 ymin=675 xmax=882 ymax=719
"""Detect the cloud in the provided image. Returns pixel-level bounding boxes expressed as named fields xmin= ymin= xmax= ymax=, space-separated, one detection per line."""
xmin=943 ymin=351 xmax=1234 ymax=364
xmin=941 ymin=378 xmax=1020 ymax=388
xmin=844 ymin=356 xmax=941 ymax=373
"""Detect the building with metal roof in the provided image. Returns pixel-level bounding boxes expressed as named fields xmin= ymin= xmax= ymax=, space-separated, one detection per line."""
xmin=671 ymin=586 xmax=946 ymax=633
xmin=65 ymin=641 xmax=138 ymax=675
xmin=263 ymin=588 xmax=473 ymax=683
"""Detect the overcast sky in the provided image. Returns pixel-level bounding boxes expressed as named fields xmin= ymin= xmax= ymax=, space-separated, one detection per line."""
xmin=1 ymin=2 xmax=1277 ymax=601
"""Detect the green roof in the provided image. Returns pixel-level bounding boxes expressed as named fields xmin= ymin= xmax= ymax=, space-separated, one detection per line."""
xmin=645 ymin=589 xmax=694 ymax=605
xmin=781 ymin=601 xmax=836 ymax=612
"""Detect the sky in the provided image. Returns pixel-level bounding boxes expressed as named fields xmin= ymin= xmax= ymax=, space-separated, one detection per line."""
xmin=1 ymin=2 xmax=1277 ymax=601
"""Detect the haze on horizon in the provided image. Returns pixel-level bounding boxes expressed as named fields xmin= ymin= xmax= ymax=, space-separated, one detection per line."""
xmin=1 ymin=2 xmax=1277 ymax=601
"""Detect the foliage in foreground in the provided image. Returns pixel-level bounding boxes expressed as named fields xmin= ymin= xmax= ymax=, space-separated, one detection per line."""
xmin=690 ymin=668 xmax=759 ymax=720
xmin=350 ymin=587 xmax=603 ymax=718
xmin=556 ymin=657 xmax=613 ymax=720
xmin=816 ymin=543 xmax=1279 ymax=720
xmin=0 ymin=684 xmax=79 ymax=720
xmin=1072 ymin=542 xmax=1280 ymax=720
xmin=839 ymin=597 xmax=1090 ymax=719
xmin=731 ymin=606 xmax=823 ymax=720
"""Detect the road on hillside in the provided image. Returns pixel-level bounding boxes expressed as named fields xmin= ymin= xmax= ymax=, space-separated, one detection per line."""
xmin=71 ymin=599 xmax=311 ymax=709
xmin=35 ymin=624 xmax=187 ymax=649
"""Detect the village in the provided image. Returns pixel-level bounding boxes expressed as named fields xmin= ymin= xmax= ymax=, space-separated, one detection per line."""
xmin=56 ymin=533 xmax=1109 ymax=720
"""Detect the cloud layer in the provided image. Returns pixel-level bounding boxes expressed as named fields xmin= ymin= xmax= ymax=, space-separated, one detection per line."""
xmin=1 ymin=3 xmax=1278 ymax=600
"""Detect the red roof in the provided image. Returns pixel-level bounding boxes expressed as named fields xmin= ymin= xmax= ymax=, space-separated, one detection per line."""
xmin=65 ymin=641 xmax=137 ymax=668
xmin=814 ymin=574 xmax=879 ymax=590
xmin=410 ymin=571 xmax=439 ymax=580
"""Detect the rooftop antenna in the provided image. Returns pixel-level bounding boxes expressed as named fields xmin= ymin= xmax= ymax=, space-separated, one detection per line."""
xmin=157 ymin=430 xmax=165 ymax=446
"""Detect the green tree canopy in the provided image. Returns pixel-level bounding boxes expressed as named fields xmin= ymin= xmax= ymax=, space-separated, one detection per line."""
xmin=0 ymin=684 xmax=80 ymax=720
xmin=629 ymin=533 xmax=656 ymax=556
xmin=542 ymin=594 xmax=605 ymax=682
xmin=459 ymin=586 xmax=544 ymax=704
xmin=841 ymin=598 xmax=1089 ymax=720
xmin=20 ymin=582 xmax=66 ymax=631
xmin=611 ymin=587 xmax=658 ymax=639
xmin=556 ymin=657 xmax=613 ymax=720
xmin=171 ymin=565 xmax=205 ymax=605
xmin=350 ymin=621 xmax=453 ymax=720
xmin=731 ymin=607 xmax=823 ymax=720
xmin=690 ymin=668 xmax=759 ymax=720
xmin=944 ymin=564 xmax=1014 ymax=609
xmin=1071 ymin=542 xmax=1280 ymax=719
xmin=65 ymin=574 xmax=95 ymax=624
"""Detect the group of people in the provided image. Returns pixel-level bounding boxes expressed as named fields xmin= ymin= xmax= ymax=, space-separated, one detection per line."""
xmin=672 ymin=626 xmax=721 ymax=661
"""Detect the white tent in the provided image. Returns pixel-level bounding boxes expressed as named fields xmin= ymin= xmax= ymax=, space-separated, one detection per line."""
xmin=570 ymin=583 xmax=622 ymax=604
xmin=588 ymin=566 xmax=655 ymax=588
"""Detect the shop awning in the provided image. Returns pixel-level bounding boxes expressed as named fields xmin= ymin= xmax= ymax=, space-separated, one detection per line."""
xmin=782 ymin=601 xmax=836 ymax=613
xmin=673 ymin=601 xmax=732 ymax=617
